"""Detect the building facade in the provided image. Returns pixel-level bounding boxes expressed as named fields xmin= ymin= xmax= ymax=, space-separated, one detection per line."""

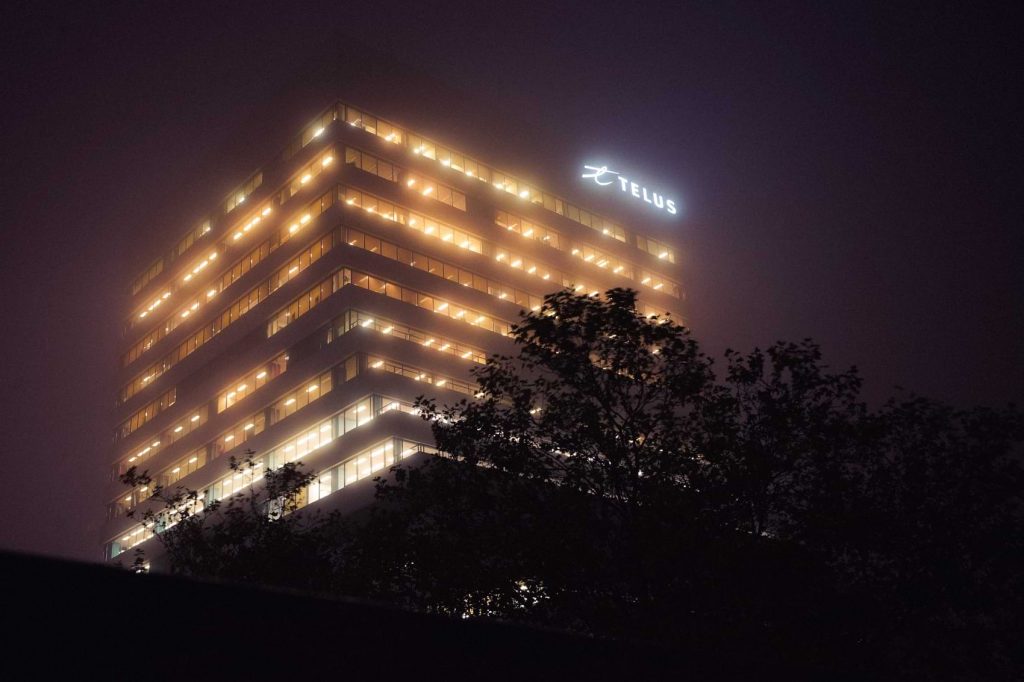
xmin=104 ymin=101 xmax=684 ymax=561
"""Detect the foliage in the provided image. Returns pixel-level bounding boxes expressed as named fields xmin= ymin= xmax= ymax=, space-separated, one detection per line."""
xmin=121 ymin=451 xmax=345 ymax=591
xmin=119 ymin=287 xmax=1024 ymax=678
xmin=362 ymin=288 xmax=1024 ymax=675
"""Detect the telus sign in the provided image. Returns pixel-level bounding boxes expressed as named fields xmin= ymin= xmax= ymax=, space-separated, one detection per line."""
xmin=581 ymin=165 xmax=678 ymax=215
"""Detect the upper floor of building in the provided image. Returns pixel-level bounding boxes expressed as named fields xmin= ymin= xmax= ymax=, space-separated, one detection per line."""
xmin=122 ymin=100 xmax=685 ymax=334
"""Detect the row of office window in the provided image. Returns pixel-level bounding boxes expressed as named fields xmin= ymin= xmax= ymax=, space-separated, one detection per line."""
xmin=496 ymin=211 xmax=681 ymax=297
xmin=187 ymin=359 xmax=348 ymax=474
xmin=110 ymin=432 xmax=432 ymax=558
xmin=115 ymin=389 xmax=176 ymax=442
xmin=151 ymin=182 xmax=335 ymax=333
xmin=339 ymin=184 xmax=684 ymax=302
xmin=342 ymin=186 xmax=483 ymax=253
xmin=307 ymin=438 xmax=397 ymax=503
xmin=127 ymin=179 xmax=334 ymax=347
xmin=345 ymin=146 xmax=399 ymax=183
xmin=209 ymin=397 xmax=418 ymax=510
xmin=283 ymin=108 xmax=338 ymax=160
xmin=342 ymin=105 xmax=405 ymax=146
xmin=330 ymin=310 xmax=488 ymax=365
xmin=267 ymin=395 xmax=390 ymax=470
xmin=346 ymin=228 xmax=546 ymax=312
xmin=111 ymin=355 xmax=360 ymax=515
xmin=313 ymin=100 xmax=650 ymax=250
xmin=112 ymin=309 xmax=475 ymax=485
xmin=346 ymin=143 xmax=675 ymax=297
xmin=217 ymin=354 xmax=289 ymax=413
xmin=130 ymin=178 xmax=674 ymax=373
xmin=129 ymin=258 xmax=164 ymax=296
xmin=115 ymin=407 xmax=209 ymax=477
xmin=116 ymin=301 xmax=487 ymax=481
xmin=307 ymin=438 xmax=439 ymax=504
xmin=131 ymin=168 xmax=677 ymax=360
xmin=130 ymin=98 xmax=680 ymax=305
xmin=266 ymin=266 xmax=513 ymax=339
xmin=405 ymin=132 xmax=629 ymax=243
xmin=128 ymin=209 xmax=260 ymax=337
xmin=271 ymin=368 xmax=335 ymax=423
xmin=229 ymin=185 xmax=328 ymax=246
xmin=638 ymin=271 xmax=679 ymax=297
xmin=367 ymin=355 xmax=477 ymax=397
xmin=636 ymin=235 xmax=677 ymax=264
xmin=129 ymin=245 xmax=220 ymax=333
xmin=125 ymin=229 xmax=279 ymax=367
xmin=340 ymin=186 xmax=603 ymax=298
xmin=129 ymin=138 xmax=328 ymax=311
xmin=121 ymin=224 xmax=338 ymax=404
xmin=129 ymin=218 xmax=214 ymax=300
xmin=160 ymin=448 xmax=206 ymax=488
xmin=223 ymin=171 xmax=264 ymax=215
xmin=339 ymin=100 xmax=677 ymax=258
xmin=349 ymin=268 xmax=511 ymax=334
xmin=277 ymin=148 xmax=336 ymax=205
xmin=107 ymin=396 xmax=424 ymax=558
xmin=126 ymin=190 xmax=547 ymax=401
xmin=127 ymin=432 xmax=430 ymax=558
xmin=128 ymin=167 xmax=261 ymax=299
xmin=403 ymin=171 xmax=467 ymax=211
xmin=208 ymin=360 xmax=355 ymax=471
xmin=265 ymin=273 xmax=337 ymax=338
xmin=109 ymin=447 xmax=207 ymax=519
xmin=495 ymin=210 xmax=563 ymax=251
xmin=343 ymin=100 xmax=683 ymax=264
xmin=345 ymin=146 xmax=468 ymax=211
xmin=570 ymin=242 xmax=635 ymax=282
xmin=172 ymin=219 xmax=214 ymax=264
xmin=124 ymin=209 xmax=671 ymax=418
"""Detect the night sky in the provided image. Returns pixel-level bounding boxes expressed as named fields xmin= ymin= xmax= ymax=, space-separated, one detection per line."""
xmin=1 ymin=2 xmax=1020 ymax=562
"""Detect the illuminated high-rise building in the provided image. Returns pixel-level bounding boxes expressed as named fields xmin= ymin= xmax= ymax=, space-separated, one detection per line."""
xmin=103 ymin=101 xmax=684 ymax=561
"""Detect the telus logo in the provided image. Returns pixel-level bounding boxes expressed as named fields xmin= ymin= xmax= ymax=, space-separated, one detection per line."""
xmin=581 ymin=165 xmax=678 ymax=215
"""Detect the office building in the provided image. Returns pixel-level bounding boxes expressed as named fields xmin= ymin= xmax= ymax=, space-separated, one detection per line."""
xmin=104 ymin=100 xmax=683 ymax=560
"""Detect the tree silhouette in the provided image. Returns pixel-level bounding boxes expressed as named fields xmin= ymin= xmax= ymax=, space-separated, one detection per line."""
xmin=118 ymin=287 xmax=1024 ymax=678
xmin=121 ymin=452 xmax=345 ymax=591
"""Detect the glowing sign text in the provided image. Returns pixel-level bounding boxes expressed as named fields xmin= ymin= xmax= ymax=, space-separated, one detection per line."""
xmin=581 ymin=165 xmax=678 ymax=215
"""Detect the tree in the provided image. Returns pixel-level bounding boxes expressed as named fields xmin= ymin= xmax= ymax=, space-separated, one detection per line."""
xmin=359 ymin=289 xmax=841 ymax=651
xmin=121 ymin=451 xmax=346 ymax=592
xmin=117 ymin=286 xmax=1024 ymax=677
xmin=831 ymin=397 xmax=1024 ymax=677
xmin=712 ymin=340 xmax=871 ymax=541
xmin=355 ymin=287 xmax=1023 ymax=676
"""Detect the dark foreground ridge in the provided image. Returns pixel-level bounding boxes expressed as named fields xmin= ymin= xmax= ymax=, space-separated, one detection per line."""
xmin=0 ymin=551 xmax=701 ymax=681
